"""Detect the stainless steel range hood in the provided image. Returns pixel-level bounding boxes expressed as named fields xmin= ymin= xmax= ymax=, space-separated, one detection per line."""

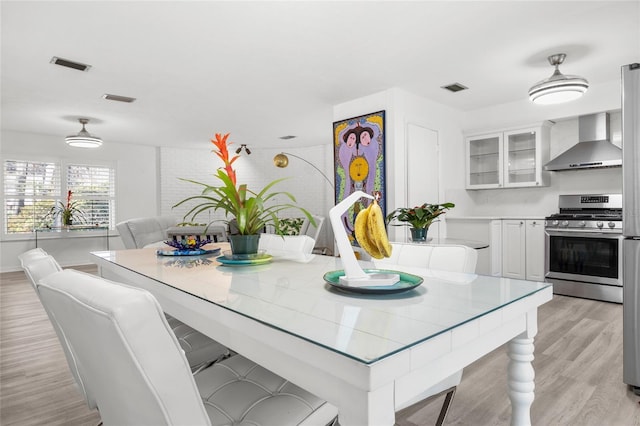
xmin=544 ymin=112 xmax=622 ymax=171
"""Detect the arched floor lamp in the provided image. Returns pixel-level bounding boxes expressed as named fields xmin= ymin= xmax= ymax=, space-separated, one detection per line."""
xmin=273 ymin=152 xmax=333 ymax=189
xmin=273 ymin=152 xmax=334 ymax=255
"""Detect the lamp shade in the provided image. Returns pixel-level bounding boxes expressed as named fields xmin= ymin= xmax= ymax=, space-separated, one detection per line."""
xmin=273 ymin=153 xmax=289 ymax=168
xmin=65 ymin=118 xmax=102 ymax=148
xmin=528 ymin=54 xmax=588 ymax=105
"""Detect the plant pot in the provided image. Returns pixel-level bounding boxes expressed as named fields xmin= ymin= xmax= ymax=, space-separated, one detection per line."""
xmin=228 ymin=234 xmax=260 ymax=255
xmin=410 ymin=227 xmax=428 ymax=243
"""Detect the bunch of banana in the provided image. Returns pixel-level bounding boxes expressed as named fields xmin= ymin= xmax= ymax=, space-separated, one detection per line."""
xmin=354 ymin=199 xmax=392 ymax=259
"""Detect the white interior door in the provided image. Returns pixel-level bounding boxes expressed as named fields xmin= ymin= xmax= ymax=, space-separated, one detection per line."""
xmin=406 ymin=123 xmax=439 ymax=241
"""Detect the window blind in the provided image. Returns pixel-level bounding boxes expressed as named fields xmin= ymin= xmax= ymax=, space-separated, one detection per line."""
xmin=3 ymin=160 xmax=61 ymax=233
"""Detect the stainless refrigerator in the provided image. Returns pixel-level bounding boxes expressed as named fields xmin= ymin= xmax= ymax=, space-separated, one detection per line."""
xmin=623 ymin=62 xmax=640 ymax=395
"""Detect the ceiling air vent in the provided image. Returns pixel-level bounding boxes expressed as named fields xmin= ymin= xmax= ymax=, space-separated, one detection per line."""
xmin=50 ymin=56 xmax=91 ymax=72
xmin=441 ymin=83 xmax=468 ymax=93
xmin=102 ymin=94 xmax=136 ymax=103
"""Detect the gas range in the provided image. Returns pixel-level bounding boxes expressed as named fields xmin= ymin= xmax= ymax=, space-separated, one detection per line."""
xmin=544 ymin=193 xmax=624 ymax=304
xmin=545 ymin=194 xmax=622 ymax=233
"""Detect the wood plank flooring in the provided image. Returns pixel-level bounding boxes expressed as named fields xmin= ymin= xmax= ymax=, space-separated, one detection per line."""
xmin=1 ymin=266 xmax=639 ymax=425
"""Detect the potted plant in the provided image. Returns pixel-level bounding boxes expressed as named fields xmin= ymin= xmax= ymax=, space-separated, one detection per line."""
xmin=45 ymin=190 xmax=87 ymax=227
xmin=174 ymin=133 xmax=314 ymax=255
xmin=386 ymin=202 xmax=455 ymax=242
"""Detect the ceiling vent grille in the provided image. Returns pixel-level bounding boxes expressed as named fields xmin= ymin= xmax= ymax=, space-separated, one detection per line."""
xmin=441 ymin=83 xmax=468 ymax=93
xmin=102 ymin=94 xmax=136 ymax=103
xmin=50 ymin=56 xmax=91 ymax=72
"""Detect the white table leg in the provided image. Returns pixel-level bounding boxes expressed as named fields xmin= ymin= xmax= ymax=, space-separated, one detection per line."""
xmin=336 ymin=382 xmax=396 ymax=426
xmin=507 ymin=335 xmax=535 ymax=426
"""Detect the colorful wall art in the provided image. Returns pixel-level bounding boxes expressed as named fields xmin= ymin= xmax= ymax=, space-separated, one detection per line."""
xmin=333 ymin=110 xmax=386 ymax=247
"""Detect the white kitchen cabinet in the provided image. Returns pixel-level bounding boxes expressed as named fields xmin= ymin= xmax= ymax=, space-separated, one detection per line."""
xmin=502 ymin=220 xmax=527 ymax=279
xmin=490 ymin=219 xmax=502 ymax=276
xmin=524 ymin=219 xmax=545 ymax=281
xmin=501 ymin=219 xmax=545 ymax=281
xmin=466 ymin=123 xmax=551 ymax=190
xmin=466 ymin=132 xmax=503 ymax=189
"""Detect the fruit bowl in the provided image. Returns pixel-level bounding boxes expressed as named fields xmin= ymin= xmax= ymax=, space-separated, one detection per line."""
xmin=164 ymin=236 xmax=212 ymax=251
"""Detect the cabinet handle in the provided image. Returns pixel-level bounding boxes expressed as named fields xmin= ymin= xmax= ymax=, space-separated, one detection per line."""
xmin=532 ymin=221 xmax=537 ymax=225
xmin=520 ymin=221 xmax=524 ymax=225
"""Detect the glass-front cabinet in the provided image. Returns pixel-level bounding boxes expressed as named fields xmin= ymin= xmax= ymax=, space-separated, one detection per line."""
xmin=466 ymin=122 xmax=551 ymax=189
xmin=467 ymin=132 xmax=503 ymax=188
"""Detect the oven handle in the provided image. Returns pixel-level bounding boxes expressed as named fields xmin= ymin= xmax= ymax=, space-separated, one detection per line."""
xmin=544 ymin=230 xmax=623 ymax=239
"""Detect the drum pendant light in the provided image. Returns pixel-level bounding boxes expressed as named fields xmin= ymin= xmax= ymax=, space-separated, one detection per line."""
xmin=65 ymin=118 xmax=103 ymax=148
xmin=528 ymin=53 xmax=589 ymax=105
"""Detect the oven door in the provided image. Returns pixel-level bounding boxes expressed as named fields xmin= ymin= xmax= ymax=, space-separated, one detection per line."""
xmin=545 ymin=230 xmax=623 ymax=286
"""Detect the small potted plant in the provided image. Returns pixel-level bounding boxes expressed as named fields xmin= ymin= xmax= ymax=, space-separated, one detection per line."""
xmin=386 ymin=202 xmax=455 ymax=242
xmin=45 ymin=190 xmax=86 ymax=227
xmin=174 ymin=133 xmax=314 ymax=255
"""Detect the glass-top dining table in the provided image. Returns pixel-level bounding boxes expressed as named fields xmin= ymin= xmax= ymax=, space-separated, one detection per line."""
xmin=91 ymin=243 xmax=552 ymax=426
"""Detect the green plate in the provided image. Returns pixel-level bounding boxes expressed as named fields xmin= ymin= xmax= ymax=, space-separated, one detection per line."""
xmin=216 ymin=253 xmax=273 ymax=266
xmin=323 ymin=269 xmax=424 ymax=294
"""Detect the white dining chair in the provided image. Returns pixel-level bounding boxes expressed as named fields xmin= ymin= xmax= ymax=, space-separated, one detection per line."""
xmin=374 ymin=242 xmax=478 ymax=425
xmin=20 ymin=252 xmax=96 ymax=410
xmin=258 ymin=233 xmax=316 ymax=254
xmin=300 ymin=215 xmax=325 ymax=243
xmin=17 ymin=247 xmax=48 ymax=266
xmin=116 ymin=216 xmax=178 ymax=249
xmin=37 ymin=269 xmax=338 ymax=426
xmin=114 ymin=221 xmax=231 ymax=370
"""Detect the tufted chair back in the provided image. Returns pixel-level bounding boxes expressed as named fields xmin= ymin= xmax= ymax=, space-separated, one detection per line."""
xmin=116 ymin=216 xmax=178 ymax=248
xmin=258 ymin=233 xmax=315 ymax=254
xmin=20 ymin=253 xmax=95 ymax=410
xmin=380 ymin=243 xmax=478 ymax=273
xmin=37 ymin=269 xmax=210 ymax=425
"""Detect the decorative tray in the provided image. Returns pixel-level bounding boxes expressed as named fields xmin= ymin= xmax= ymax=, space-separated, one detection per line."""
xmin=323 ymin=269 xmax=424 ymax=294
xmin=216 ymin=251 xmax=272 ymax=266
xmin=156 ymin=247 xmax=220 ymax=256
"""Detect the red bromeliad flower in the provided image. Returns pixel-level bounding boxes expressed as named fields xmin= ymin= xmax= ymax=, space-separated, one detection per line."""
xmin=211 ymin=133 xmax=239 ymax=185
xmin=66 ymin=190 xmax=73 ymax=210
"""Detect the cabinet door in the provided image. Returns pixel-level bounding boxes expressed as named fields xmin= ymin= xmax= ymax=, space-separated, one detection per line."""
xmin=466 ymin=133 xmax=503 ymax=189
xmin=502 ymin=220 xmax=526 ymax=279
xmin=503 ymin=128 xmax=539 ymax=187
xmin=490 ymin=219 xmax=502 ymax=276
xmin=503 ymin=125 xmax=550 ymax=188
xmin=525 ymin=219 xmax=545 ymax=281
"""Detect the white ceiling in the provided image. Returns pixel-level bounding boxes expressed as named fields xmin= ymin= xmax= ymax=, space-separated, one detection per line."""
xmin=1 ymin=1 xmax=638 ymax=150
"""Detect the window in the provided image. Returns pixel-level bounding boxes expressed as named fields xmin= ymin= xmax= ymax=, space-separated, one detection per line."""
xmin=66 ymin=163 xmax=115 ymax=227
xmin=3 ymin=159 xmax=115 ymax=234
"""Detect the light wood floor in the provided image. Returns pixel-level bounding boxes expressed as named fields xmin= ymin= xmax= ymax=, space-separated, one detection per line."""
xmin=2 ymin=266 xmax=639 ymax=425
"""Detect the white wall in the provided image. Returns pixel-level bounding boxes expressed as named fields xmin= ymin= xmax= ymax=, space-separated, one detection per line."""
xmin=1 ymin=130 xmax=158 ymax=271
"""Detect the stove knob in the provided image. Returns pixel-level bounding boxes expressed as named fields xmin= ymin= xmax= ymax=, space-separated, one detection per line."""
xmin=552 ymin=220 xmax=559 ymax=226
xmin=608 ymin=221 xmax=616 ymax=229
xmin=597 ymin=221 xmax=604 ymax=229
xmin=579 ymin=221 xmax=586 ymax=227
xmin=561 ymin=220 xmax=569 ymax=227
